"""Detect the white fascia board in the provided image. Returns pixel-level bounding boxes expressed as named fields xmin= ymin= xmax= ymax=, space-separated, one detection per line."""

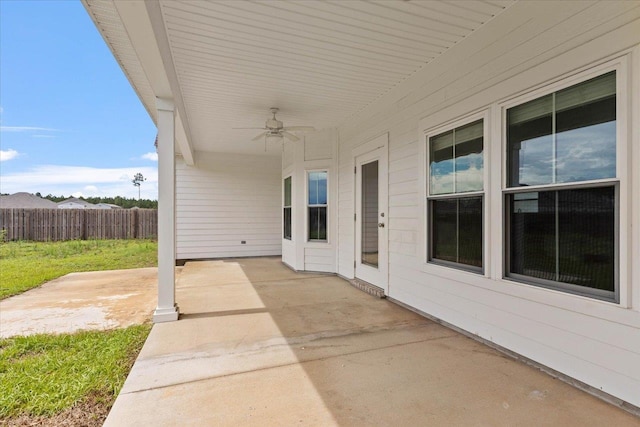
xmin=112 ymin=1 xmax=195 ymax=165
xmin=144 ymin=1 xmax=195 ymax=166
xmin=113 ymin=1 xmax=171 ymax=98
xmin=80 ymin=0 xmax=157 ymax=125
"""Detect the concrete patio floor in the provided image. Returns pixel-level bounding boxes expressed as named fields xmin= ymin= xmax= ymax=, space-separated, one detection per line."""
xmin=104 ymin=257 xmax=639 ymax=426
xmin=0 ymin=267 xmax=159 ymax=338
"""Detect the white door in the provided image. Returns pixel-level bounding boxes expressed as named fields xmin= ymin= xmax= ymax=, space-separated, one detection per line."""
xmin=355 ymin=145 xmax=388 ymax=292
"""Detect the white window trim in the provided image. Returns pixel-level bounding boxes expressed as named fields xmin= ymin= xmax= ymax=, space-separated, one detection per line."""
xmin=417 ymin=54 xmax=632 ymax=312
xmin=306 ymin=169 xmax=329 ymax=244
xmin=632 ymin=45 xmax=640 ymax=313
xmin=499 ymin=56 xmax=629 ymax=306
xmin=422 ymin=109 xmax=491 ymax=277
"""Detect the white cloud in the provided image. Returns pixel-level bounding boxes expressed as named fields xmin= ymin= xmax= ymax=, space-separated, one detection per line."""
xmin=141 ymin=152 xmax=158 ymax=161
xmin=430 ymin=165 xmax=483 ymax=195
xmin=0 ymin=149 xmax=19 ymax=162
xmin=71 ymin=191 xmax=85 ymax=198
xmin=0 ymin=165 xmax=158 ymax=199
xmin=0 ymin=126 xmax=59 ymax=132
xmin=1 ymin=165 xmax=157 ymax=185
xmin=429 ymin=152 xmax=483 ymax=195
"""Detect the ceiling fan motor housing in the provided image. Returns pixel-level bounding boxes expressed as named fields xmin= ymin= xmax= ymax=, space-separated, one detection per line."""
xmin=266 ymin=118 xmax=283 ymax=129
xmin=238 ymin=107 xmax=313 ymax=142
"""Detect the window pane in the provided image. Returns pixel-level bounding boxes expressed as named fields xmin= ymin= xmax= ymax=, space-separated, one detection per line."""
xmin=555 ymin=73 xmax=616 ymax=183
xmin=431 ymin=199 xmax=457 ymax=263
xmin=458 ymin=197 xmax=483 ymax=267
xmin=318 ymin=206 xmax=327 ymax=240
xmin=508 ymin=72 xmax=616 ymax=187
xmin=509 ymin=187 xmax=615 ymax=294
xmin=508 ymin=94 xmax=553 ymax=186
xmin=283 ymin=207 xmax=292 ymax=240
xmin=362 ymin=161 xmax=379 ymax=266
xmin=555 ymin=71 xmax=616 ymax=111
xmin=309 ymin=207 xmax=318 ymax=239
xmin=558 ymin=187 xmax=614 ymax=292
xmin=430 ymin=131 xmax=454 ymax=195
xmin=308 ymin=171 xmax=327 ymax=205
xmin=430 ymin=121 xmax=483 ymax=195
xmin=510 ymin=191 xmax=556 ymax=281
xmin=308 ymin=173 xmax=318 ymax=205
xmin=455 ymin=120 xmax=483 ymax=193
xmin=308 ymin=206 xmax=327 ymax=241
xmin=318 ymin=171 xmax=327 ymax=204
xmin=284 ymin=177 xmax=291 ymax=207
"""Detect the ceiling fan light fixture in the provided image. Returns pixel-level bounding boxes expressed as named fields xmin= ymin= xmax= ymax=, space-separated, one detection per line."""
xmin=235 ymin=107 xmax=315 ymax=146
xmin=266 ymin=133 xmax=283 ymax=142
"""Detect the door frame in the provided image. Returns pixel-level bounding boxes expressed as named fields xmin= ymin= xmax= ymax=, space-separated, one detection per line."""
xmin=353 ymin=133 xmax=389 ymax=293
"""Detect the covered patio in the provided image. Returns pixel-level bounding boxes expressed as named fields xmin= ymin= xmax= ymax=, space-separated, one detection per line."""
xmin=104 ymin=258 xmax=638 ymax=426
xmin=83 ymin=0 xmax=640 ymax=416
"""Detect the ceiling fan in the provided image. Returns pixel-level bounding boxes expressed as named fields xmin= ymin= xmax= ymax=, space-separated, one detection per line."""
xmin=235 ymin=108 xmax=315 ymax=142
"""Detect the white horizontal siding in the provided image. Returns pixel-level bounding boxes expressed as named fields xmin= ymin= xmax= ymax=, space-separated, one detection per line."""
xmin=282 ymin=240 xmax=296 ymax=270
xmin=304 ymin=247 xmax=335 ymax=273
xmin=177 ymin=248 xmax=279 ymax=259
xmin=176 ymin=152 xmax=281 ymax=259
xmin=337 ymin=1 xmax=640 ymax=407
xmin=305 ymin=244 xmax=337 ymax=272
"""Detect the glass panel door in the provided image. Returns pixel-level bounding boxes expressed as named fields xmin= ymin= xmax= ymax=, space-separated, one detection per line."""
xmin=361 ymin=161 xmax=379 ymax=267
xmin=354 ymin=138 xmax=388 ymax=293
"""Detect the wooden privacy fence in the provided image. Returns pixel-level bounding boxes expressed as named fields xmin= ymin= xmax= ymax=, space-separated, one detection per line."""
xmin=0 ymin=209 xmax=157 ymax=241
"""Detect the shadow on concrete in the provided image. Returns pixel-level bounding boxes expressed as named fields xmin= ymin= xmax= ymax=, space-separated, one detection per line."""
xmin=179 ymin=308 xmax=270 ymax=320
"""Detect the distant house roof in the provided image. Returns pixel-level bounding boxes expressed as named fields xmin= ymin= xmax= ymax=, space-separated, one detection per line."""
xmin=96 ymin=203 xmax=122 ymax=209
xmin=0 ymin=192 xmax=58 ymax=209
xmin=57 ymin=197 xmax=97 ymax=209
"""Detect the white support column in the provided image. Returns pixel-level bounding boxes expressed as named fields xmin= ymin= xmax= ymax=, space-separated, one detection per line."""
xmin=153 ymin=97 xmax=179 ymax=323
xmin=294 ymin=140 xmax=306 ymax=271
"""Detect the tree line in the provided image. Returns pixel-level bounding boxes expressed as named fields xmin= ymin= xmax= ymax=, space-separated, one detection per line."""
xmin=36 ymin=193 xmax=158 ymax=209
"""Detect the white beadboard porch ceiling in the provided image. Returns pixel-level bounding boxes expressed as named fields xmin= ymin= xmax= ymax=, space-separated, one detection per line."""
xmin=86 ymin=0 xmax=514 ymax=157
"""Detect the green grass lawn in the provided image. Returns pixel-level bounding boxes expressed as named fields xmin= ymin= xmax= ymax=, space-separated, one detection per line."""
xmin=0 ymin=239 xmax=157 ymax=299
xmin=0 ymin=324 xmax=151 ymax=422
xmin=0 ymin=239 xmax=157 ymax=424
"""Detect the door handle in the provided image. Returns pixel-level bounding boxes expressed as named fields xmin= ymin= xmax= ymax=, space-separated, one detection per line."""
xmin=378 ymin=223 xmax=385 ymax=228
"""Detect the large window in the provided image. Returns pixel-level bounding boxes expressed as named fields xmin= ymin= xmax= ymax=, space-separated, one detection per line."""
xmin=308 ymin=171 xmax=327 ymax=241
xmin=505 ymin=71 xmax=617 ymax=301
xmin=428 ymin=119 xmax=484 ymax=271
xmin=283 ymin=176 xmax=292 ymax=240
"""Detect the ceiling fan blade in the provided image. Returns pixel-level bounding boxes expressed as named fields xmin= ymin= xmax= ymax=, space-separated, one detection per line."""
xmin=282 ymin=126 xmax=316 ymax=132
xmin=233 ymin=127 xmax=266 ymax=130
xmin=251 ymin=131 xmax=268 ymax=141
xmin=282 ymin=131 xmax=300 ymax=142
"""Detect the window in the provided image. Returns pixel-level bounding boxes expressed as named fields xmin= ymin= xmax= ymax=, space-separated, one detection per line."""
xmin=505 ymin=71 xmax=617 ymax=301
xmin=308 ymin=171 xmax=327 ymax=241
xmin=283 ymin=176 xmax=292 ymax=240
xmin=428 ymin=119 xmax=484 ymax=271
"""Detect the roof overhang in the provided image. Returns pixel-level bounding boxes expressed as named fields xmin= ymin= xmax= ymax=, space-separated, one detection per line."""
xmin=82 ymin=0 xmax=514 ymax=160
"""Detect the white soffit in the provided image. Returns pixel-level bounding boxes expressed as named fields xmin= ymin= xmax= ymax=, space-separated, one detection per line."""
xmin=86 ymin=0 xmax=514 ymax=156
xmin=83 ymin=0 xmax=158 ymax=125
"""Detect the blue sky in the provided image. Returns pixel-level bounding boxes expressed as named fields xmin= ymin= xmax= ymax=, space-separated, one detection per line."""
xmin=0 ymin=0 xmax=158 ymax=199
